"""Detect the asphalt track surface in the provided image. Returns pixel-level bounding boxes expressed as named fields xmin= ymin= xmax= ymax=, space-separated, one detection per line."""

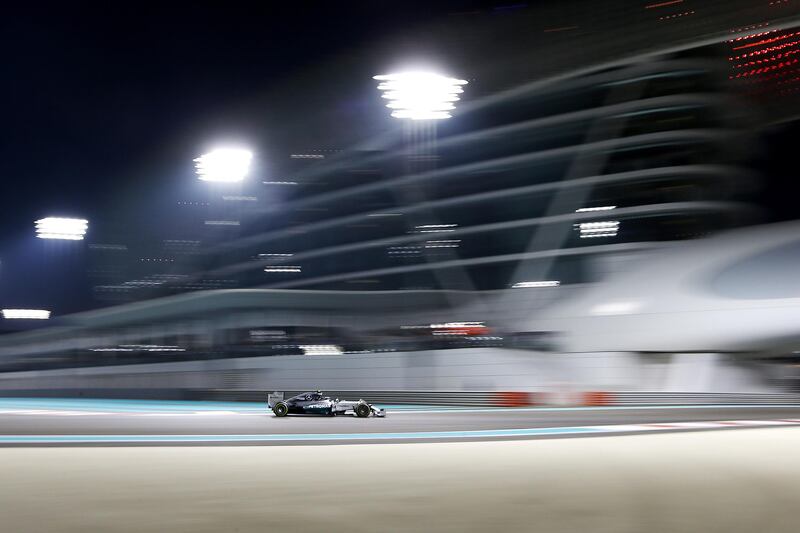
xmin=3 ymin=398 xmax=800 ymax=445
xmin=4 ymin=429 xmax=800 ymax=532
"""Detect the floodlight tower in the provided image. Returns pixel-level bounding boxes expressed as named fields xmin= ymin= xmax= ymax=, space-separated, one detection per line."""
xmin=373 ymin=71 xmax=467 ymax=175
xmin=192 ymin=146 xmax=254 ymax=250
xmin=373 ymin=71 xmax=473 ymax=293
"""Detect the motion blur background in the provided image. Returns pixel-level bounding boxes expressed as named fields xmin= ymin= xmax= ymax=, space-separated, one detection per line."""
xmin=2 ymin=0 xmax=800 ymax=402
xmin=7 ymin=4 xmax=800 ymax=532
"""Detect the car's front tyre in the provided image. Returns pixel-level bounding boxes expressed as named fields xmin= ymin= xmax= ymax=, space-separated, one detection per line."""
xmin=273 ymin=402 xmax=289 ymax=417
xmin=355 ymin=403 xmax=371 ymax=418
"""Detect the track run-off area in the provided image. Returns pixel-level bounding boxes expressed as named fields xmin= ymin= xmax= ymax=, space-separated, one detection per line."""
xmin=3 ymin=398 xmax=800 ymax=532
xmin=2 ymin=397 xmax=800 ymax=445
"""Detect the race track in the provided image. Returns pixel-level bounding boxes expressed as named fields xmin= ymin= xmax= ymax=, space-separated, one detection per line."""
xmin=2 ymin=398 xmax=800 ymax=445
xmin=3 ymin=398 xmax=800 ymax=532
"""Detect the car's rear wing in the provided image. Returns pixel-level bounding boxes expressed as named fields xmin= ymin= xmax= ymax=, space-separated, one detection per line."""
xmin=267 ymin=391 xmax=284 ymax=408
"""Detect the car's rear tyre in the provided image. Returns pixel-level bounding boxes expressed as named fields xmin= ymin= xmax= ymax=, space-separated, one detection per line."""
xmin=355 ymin=403 xmax=371 ymax=418
xmin=273 ymin=402 xmax=289 ymax=417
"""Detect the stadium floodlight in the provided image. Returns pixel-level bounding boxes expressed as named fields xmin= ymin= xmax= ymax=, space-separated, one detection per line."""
xmin=2 ymin=309 xmax=50 ymax=319
xmin=35 ymin=217 xmax=88 ymax=240
xmin=373 ymin=72 xmax=468 ymax=120
xmin=194 ymin=148 xmax=253 ymax=182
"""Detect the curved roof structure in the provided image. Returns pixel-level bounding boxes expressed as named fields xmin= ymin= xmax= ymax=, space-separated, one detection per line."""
xmin=531 ymin=220 xmax=800 ymax=353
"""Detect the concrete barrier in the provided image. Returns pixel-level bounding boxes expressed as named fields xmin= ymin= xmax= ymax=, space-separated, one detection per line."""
xmin=2 ymin=387 xmax=799 ymax=407
xmin=200 ymin=389 xmax=800 ymax=407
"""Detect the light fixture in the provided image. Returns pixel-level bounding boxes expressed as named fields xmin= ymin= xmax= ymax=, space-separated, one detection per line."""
xmin=35 ymin=218 xmax=88 ymax=240
xmin=577 ymin=221 xmax=619 ymax=238
xmin=374 ymin=72 xmax=468 ymax=120
xmin=299 ymin=345 xmax=343 ymax=355
xmin=264 ymin=266 xmax=302 ymax=273
xmin=2 ymin=309 xmax=50 ymax=319
xmin=512 ymin=281 xmax=561 ymax=288
xmin=194 ymin=148 xmax=253 ymax=182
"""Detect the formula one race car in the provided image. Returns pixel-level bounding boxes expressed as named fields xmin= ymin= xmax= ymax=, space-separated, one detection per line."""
xmin=268 ymin=391 xmax=386 ymax=418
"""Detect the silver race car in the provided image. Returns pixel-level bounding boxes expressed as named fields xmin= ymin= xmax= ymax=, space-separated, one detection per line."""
xmin=268 ymin=391 xmax=386 ymax=418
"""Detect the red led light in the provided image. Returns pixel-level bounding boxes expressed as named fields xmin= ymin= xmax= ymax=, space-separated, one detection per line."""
xmin=644 ymin=0 xmax=683 ymax=8
xmin=729 ymin=39 xmax=800 ymax=61
xmin=732 ymin=48 xmax=800 ymax=69
xmin=731 ymin=31 xmax=800 ymax=50
xmin=732 ymin=59 xmax=799 ymax=79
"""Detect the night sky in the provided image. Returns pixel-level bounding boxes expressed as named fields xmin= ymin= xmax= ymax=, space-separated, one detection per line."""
xmin=1 ymin=2 xmax=481 ymax=238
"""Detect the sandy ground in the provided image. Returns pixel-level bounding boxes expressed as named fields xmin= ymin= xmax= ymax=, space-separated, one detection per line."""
xmin=2 ymin=428 xmax=800 ymax=532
